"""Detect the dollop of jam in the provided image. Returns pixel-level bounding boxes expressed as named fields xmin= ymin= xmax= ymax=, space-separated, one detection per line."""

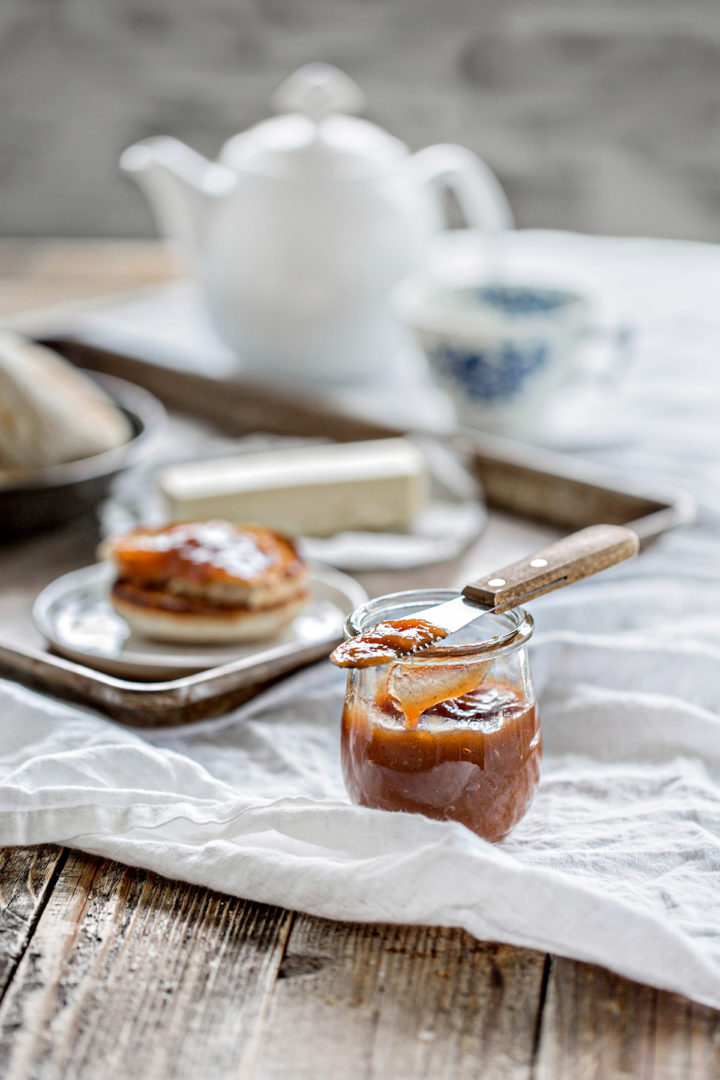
xmin=109 ymin=521 xmax=301 ymax=587
xmin=330 ymin=618 xmax=448 ymax=668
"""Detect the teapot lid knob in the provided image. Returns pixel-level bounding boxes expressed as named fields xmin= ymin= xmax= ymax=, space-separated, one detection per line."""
xmin=271 ymin=63 xmax=366 ymax=123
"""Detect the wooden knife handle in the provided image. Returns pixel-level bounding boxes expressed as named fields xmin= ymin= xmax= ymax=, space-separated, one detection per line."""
xmin=462 ymin=524 xmax=639 ymax=612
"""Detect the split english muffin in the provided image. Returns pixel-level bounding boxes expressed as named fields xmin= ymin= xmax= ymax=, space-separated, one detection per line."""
xmin=103 ymin=520 xmax=309 ymax=644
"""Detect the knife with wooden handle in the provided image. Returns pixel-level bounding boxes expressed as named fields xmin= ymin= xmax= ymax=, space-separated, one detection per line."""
xmin=414 ymin=524 xmax=639 ymax=638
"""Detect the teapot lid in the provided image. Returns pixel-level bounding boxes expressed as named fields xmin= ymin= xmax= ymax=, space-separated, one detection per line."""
xmin=218 ymin=64 xmax=408 ymax=178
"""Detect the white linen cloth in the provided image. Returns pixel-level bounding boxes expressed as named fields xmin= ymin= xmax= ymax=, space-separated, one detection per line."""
xmin=2 ymin=231 xmax=720 ymax=1007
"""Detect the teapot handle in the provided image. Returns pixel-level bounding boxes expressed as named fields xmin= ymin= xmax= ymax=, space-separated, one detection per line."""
xmin=408 ymin=143 xmax=514 ymax=232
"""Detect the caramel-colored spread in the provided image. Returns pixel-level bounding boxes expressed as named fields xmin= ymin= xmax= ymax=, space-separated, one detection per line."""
xmin=109 ymin=521 xmax=303 ymax=587
xmin=331 ymin=618 xmax=448 ymax=668
xmin=341 ymin=680 xmax=541 ymax=842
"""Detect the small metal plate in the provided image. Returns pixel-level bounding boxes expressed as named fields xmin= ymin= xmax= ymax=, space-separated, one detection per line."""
xmin=33 ymin=562 xmax=362 ymax=680
xmin=0 ymin=565 xmax=366 ymax=728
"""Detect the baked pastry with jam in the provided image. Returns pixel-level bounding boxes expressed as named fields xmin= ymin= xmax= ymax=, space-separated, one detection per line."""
xmin=104 ymin=520 xmax=309 ymax=643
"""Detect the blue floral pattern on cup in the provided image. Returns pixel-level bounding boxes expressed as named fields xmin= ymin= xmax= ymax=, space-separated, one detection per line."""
xmin=430 ymin=341 xmax=549 ymax=402
xmin=476 ymin=285 xmax=571 ymax=317
xmin=394 ymin=277 xmax=590 ymax=433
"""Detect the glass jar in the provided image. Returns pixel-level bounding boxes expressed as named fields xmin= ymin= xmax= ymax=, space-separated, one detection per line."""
xmin=340 ymin=589 xmax=540 ymax=842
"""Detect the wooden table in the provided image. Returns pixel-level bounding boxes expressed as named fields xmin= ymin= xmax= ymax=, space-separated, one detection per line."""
xmin=1 ymin=241 xmax=719 ymax=1079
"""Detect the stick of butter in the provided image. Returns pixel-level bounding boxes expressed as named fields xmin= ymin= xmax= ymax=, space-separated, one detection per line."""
xmin=156 ymin=438 xmax=429 ymax=537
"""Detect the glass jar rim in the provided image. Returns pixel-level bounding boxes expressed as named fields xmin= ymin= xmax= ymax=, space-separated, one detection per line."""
xmin=344 ymin=588 xmax=533 ymax=664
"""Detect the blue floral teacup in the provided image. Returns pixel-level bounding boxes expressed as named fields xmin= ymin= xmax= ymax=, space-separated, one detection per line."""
xmin=394 ymin=279 xmax=597 ymax=436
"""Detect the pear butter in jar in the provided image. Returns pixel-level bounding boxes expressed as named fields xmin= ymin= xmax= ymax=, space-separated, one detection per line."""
xmin=332 ymin=590 xmax=540 ymax=842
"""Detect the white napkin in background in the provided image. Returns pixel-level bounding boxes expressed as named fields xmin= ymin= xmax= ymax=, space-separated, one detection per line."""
xmin=2 ymin=231 xmax=720 ymax=1007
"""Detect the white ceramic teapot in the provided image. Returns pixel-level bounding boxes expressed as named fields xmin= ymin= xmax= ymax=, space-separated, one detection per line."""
xmin=121 ymin=64 xmax=513 ymax=384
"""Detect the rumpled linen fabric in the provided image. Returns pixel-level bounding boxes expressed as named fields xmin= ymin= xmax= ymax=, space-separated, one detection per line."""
xmin=2 ymin=232 xmax=720 ymax=1007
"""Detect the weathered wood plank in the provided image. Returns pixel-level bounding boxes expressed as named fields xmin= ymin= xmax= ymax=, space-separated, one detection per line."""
xmin=0 ymin=846 xmax=65 ymax=997
xmin=253 ymin=914 xmax=547 ymax=1080
xmin=0 ymin=849 xmax=293 ymax=1080
xmin=535 ymin=957 xmax=720 ymax=1079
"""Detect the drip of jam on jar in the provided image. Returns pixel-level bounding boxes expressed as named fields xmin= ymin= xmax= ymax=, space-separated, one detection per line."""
xmin=388 ymin=660 xmax=492 ymax=729
xmin=341 ymin=679 xmax=541 ymax=842
xmin=330 ymin=618 xmax=448 ymax=668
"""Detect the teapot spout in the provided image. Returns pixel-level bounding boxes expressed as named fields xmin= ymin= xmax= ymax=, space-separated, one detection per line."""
xmin=120 ymin=137 xmax=235 ymax=266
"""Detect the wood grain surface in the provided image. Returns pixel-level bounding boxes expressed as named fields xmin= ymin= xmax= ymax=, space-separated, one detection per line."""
xmin=0 ymin=851 xmax=292 ymax=1080
xmin=1 ymin=241 xmax=719 ymax=1080
xmin=0 ymin=846 xmax=66 ymax=997
xmin=536 ymin=958 xmax=720 ymax=1079
xmin=255 ymin=916 xmax=546 ymax=1080
xmin=1 ymin=846 xmax=719 ymax=1080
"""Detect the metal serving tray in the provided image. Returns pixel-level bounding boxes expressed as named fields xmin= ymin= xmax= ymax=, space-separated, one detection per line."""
xmin=0 ymin=629 xmax=347 ymax=728
xmin=0 ymin=338 xmax=695 ymax=727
